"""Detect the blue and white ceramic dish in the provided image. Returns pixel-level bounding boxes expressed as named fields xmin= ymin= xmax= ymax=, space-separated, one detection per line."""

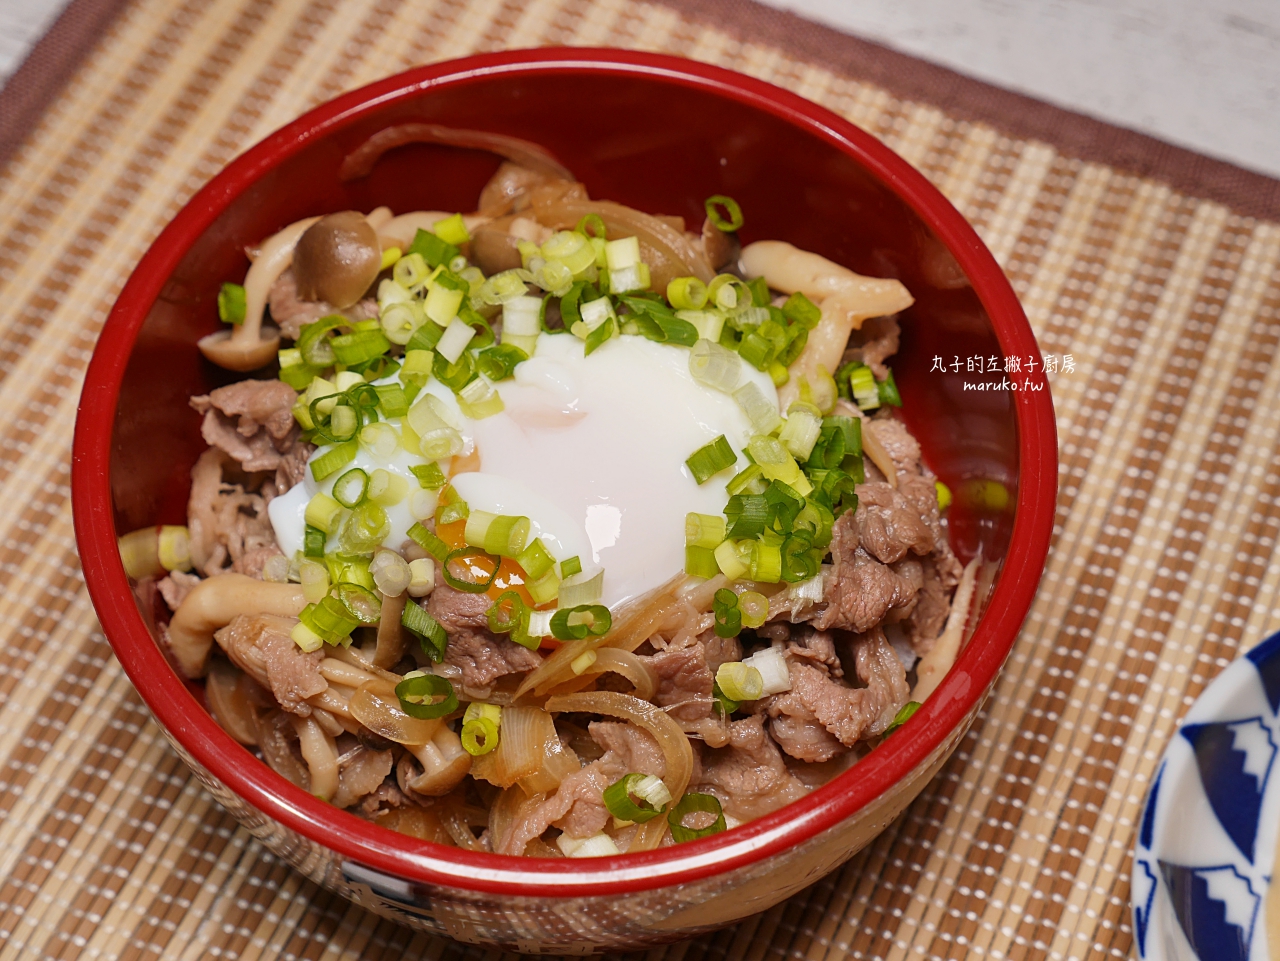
xmin=1134 ymin=631 xmax=1280 ymax=961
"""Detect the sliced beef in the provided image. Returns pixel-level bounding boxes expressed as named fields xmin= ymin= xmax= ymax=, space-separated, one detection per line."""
xmin=267 ymin=267 xmax=378 ymax=341
xmin=855 ymin=315 xmax=901 ymax=380
xmin=786 ymin=628 xmax=843 ymax=677
xmin=213 ymin=613 xmax=326 ymax=716
xmin=865 ymin=415 xmax=923 ymax=477
xmin=356 ymin=780 xmax=415 ymax=818
xmin=157 ymin=569 xmax=201 ymax=611
xmin=855 ymin=481 xmax=935 ymax=564
xmin=186 ymin=448 xmax=283 ymax=577
xmin=768 ymin=712 xmax=848 ymax=763
xmin=692 ymin=715 xmax=809 ymax=821
xmin=813 ymin=512 xmax=918 ymax=633
xmin=638 ymin=643 xmax=714 ymax=721
xmin=495 ymin=722 xmax=664 ymax=855
xmin=331 ymin=744 xmax=395 ymax=809
xmin=764 ymin=629 xmax=909 ymax=762
xmin=887 ymin=558 xmax=923 ymax=622
xmin=191 ymin=379 xmax=301 ymax=474
xmin=699 ymin=631 xmax=742 ymax=674
xmin=425 ymin=586 xmax=542 ymax=688
xmin=905 ymin=557 xmax=952 ymax=654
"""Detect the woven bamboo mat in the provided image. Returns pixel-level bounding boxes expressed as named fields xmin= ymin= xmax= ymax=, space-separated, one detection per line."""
xmin=2 ymin=0 xmax=1280 ymax=958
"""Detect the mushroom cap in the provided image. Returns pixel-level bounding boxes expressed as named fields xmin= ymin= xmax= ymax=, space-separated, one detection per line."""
xmin=292 ymin=211 xmax=382 ymax=309
xmin=197 ymin=326 xmax=282 ymax=372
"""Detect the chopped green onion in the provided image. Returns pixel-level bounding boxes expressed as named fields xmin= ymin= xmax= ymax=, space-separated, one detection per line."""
xmin=747 ymin=435 xmax=811 ymax=494
xmin=457 ymin=374 xmax=504 ymax=420
xmin=525 ymin=568 xmax=561 ymax=607
xmin=435 ymin=487 xmax=469 ymax=526
xmin=407 ymin=228 xmax=459 ymax=269
xmin=781 ymin=291 xmax=821 ymax=329
xmin=781 ymin=533 xmax=822 ymax=583
xmin=841 ymin=363 xmax=880 ymax=410
xmin=368 ymin=470 xmax=409 ymax=510
xmin=685 ymin=513 xmax=726 ymax=549
xmin=560 ymin=555 xmax=582 ymax=579
xmin=298 ymin=596 xmax=358 ymax=645
xmin=716 ymin=661 xmax=763 ymax=702
xmin=778 ymin=402 xmax=823 ymax=462
xmin=604 ymin=236 xmax=641 ymax=271
xmin=738 ymin=591 xmax=769 ymax=629
xmin=727 ymin=464 xmax=767 ymax=496
xmin=768 ymin=360 xmax=789 ymax=386
xmin=435 ymin=316 xmax=476 ymax=364
xmin=583 ymin=315 xmax=616 ymax=355
xmin=304 ymin=492 xmax=344 ymax=533
xmin=297 ymin=316 xmax=345 ymax=367
xmin=217 ymin=282 xmax=246 ymax=324
xmin=432 ymin=349 xmax=475 ymax=394
xmin=878 ymin=368 xmax=903 ymax=407
xmin=461 ymin=716 xmax=499 ymax=756
xmin=405 ymin=321 xmax=442 ymax=353
xmin=747 ymin=276 xmax=770 ymax=308
xmin=603 ymin=773 xmax=671 ymax=823
xmin=684 ymin=545 xmax=719 ymax=579
xmin=688 ymin=339 xmax=741 ymax=393
xmin=882 ymin=700 xmax=922 ymax=738
xmin=667 ymin=792 xmax=727 ymax=842
xmin=747 ymin=540 xmax=782 ymax=583
xmin=686 ymin=435 xmax=736 ymax=485
xmin=515 ymin=538 xmax=555 ymax=580
xmin=338 ymin=502 xmax=390 ymax=553
xmin=395 ymin=672 xmax=457 ymax=719
xmin=776 ymin=322 xmax=808 ymax=367
xmin=291 ymin=620 xmax=324 ymax=652
xmin=331 ymin=468 xmax=369 ymax=509
xmin=332 ymin=582 xmax=381 ymax=624
xmin=372 ymin=383 xmax=409 ymax=419
xmin=712 ymin=588 xmax=742 ymax=637
xmin=476 ymin=343 xmax=528 ymax=381
xmin=575 ymin=213 xmax=607 ymax=239
xmin=303 ymin=525 xmax=327 ymax=558
xmin=550 ymin=604 xmax=612 ymax=641
xmin=326 ymin=552 xmax=373 ymax=589
xmin=704 ymin=195 xmax=744 ymax=232
xmin=331 ymin=328 xmax=391 ymax=366
xmin=406 ymin=392 xmax=464 ymax=461
xmin=433 ymin=213 xmax=470 ymax=246
xmin=487 ymin=590 xmax=527 ymax=634
xmin=936 ymin=480 xmax=952 ymax=511
xmin=713 ymin=539 xmax=750 ymax=581
xmin=465 ymin=510 xmax=530 ymax=558
xmin=712 ymin=679 xmax=739 ymax=716
xmin=678 ymin=309 xmax=724 ymax=343
xmin=723 ymin=494 xmax=767 ymax=539
xmin=441 ymin=546 xmax=500 ymax=593
xmin=406 ymin=522 xmax=450 ymax=562
xmin=402 ymin=600 xmax=447 ymax=660
xmin=666 ymin=276 xmax=708 ymax=310
xmin=410 ymin=463 xmax=446 ymax=490
xmin=310 ymin=440 xmax=359 ymax=482
xmin=738 ymin=331 xmax=773 ymax=370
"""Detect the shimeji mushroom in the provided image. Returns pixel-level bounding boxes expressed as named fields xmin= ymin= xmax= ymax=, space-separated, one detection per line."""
xmin=167 ymin=574 xmax=306 ymax=677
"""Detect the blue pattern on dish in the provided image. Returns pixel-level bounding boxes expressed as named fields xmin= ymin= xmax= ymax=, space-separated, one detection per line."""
xmin=1134 ymin=629 xmax=1280 ymax=961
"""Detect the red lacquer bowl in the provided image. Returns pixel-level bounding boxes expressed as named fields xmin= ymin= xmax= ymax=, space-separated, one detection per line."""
xmin=72 ymin=49 xmax=1056 ymax=952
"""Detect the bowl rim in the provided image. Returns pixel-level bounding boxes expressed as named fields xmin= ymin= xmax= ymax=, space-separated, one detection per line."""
xmin=72 ymin=47 xmax=1057 ymax=898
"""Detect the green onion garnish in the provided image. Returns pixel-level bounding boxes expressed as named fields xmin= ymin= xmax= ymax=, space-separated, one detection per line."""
xmin=667 ymin=792 xmax=727 ymax=842
xmin=332 ymin=582 xmax=381 ymax=624
xmin=331 ymin=468 xmax=369 ymax=509
xmin=303 ymin=525 xmax=326 ymax=558
xmin=406 ymin=321 xmax=442 ymax=352
xmin=685 ymin=545 xmax=719 ymax=579
xmin=435 ymin=487 xmax=470 ymax=526
xmin=712 ymin=588 xmax=741 ymax=638
xmin=704 ymin=195 xmax=744 ymax=233
xmin=878 ymin=368 xmax=903 ymax=407
xmin=331 ymin=328 xmax=392 ymax=366
xmin=395 ymin=672 xmax=457 ymax=719
xmin=373 ymin=382 xmax=409 ymax=419
xmin=441 ymin=546 xmax=500 ymax=593
xmin=297 ymin=315 xmax=345 ymax=367
xmin=666 ymin=276 xmax=708 ymax=311
xmin=711 ymin=679 xmax=739 ymax=716
xmin=217 ymin=282 xmax=246 ymax=325
xmin=401 ymin=601 xmax=447 ymax=661
xmin=432 ymin=349 xmax=476 ymax=393
xmin=882 ymin=700 xmax=922 ymax=738
xmin=476 ymin=343 xmax=528 ymax=381
xmin=465 ymin=511 xmax=530 ymax=559
xmin=715 ymin=661 xmax=763 ymax=702
xmin=433 ymin=213 xmax=471 ymax=246
xmin=685 ymin=512 xmax=726 ymax=550
xmin=583 ymin=314 xmax=616 ymax=355
xmin=549 ymin=604 xmax=612 ymax=641
xmin=723 ymin=494 xmax=767 ymax=539
xmin=560 ymin=555 xmax=582 ymax=579
xmin=409 ymin=463 xmax=446 ymax=490
xmin=461 ymin=715 xmax=499 ymax=756
xmin=406 ymin=522 xmax=450 ymax=562
xmin=515 ymin=538 xmax=555 ymax=581
xmin=686 ymin=435 xmax=736 ymax=485
xmin=486 ymin=590 xmax=527 ymax=634
xmin=310 ymin=441 xmax=358 ymax=482
xmin=407 ymin=228 xmax=459 ymax=268
xmin=603 ymin=773 xmax=671 ymax=823
xmin=738 ymin=591 xmax=769 ymax=629
xmin=298 ymin=594 xmax=360 ymax=645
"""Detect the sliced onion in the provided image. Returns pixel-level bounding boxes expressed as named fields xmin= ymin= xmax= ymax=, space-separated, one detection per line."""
xmin=518 ymin=728 xmax=580 ymax=796
xmin=543 ymin=692 xmax=694 ymax=851
xmin=258 ymin=711 xmax=310 ymax=790
xmin=375 ymin=806 xmax=453 ymax=845
xmin=571 ymin=649 xmax=658 ymax=702
xmin=349 ymin=677 xmax=442 ymax=745
xmin=205 ymin=659 xmax=263 ymax=745
xmin=339 ymin=122 xmax=575 ymax=183
xmin=470 ymin=705 xmax=555 ymax=789
xmin=439 ymin=798 xmax=488 ymax=852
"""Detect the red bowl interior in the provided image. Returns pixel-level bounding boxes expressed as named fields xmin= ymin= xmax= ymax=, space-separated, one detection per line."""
xmin=72 ymin=49 xmax=1056 ymax=897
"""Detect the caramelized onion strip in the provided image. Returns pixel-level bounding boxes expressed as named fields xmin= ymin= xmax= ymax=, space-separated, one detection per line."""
xmin=543 ymin=692 xmax=693 ymax=851
xmin=567 ymin=649 xmax=658 ymax=702
xmin=339 ymin=123 xmax=575 ymax=182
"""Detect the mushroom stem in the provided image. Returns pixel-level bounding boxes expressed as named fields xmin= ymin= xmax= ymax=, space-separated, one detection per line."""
xmin=407 ymin=725 xmax=471 ymax=796
xmin=740 ymin=240 xmax=915 ymax=409
xmin=167 ymin=574 xmax=305 ymax=678
xmin=293 ymin=714 xmax=339 ymax=800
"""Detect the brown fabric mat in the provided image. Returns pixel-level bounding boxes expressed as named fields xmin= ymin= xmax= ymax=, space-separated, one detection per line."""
xmin=2 ymin=0 xmax=1279 ymax=958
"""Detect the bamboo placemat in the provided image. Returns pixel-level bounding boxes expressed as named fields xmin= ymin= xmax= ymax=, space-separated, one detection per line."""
xmin=3 ymin=0 xmax=1280 ymax=958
